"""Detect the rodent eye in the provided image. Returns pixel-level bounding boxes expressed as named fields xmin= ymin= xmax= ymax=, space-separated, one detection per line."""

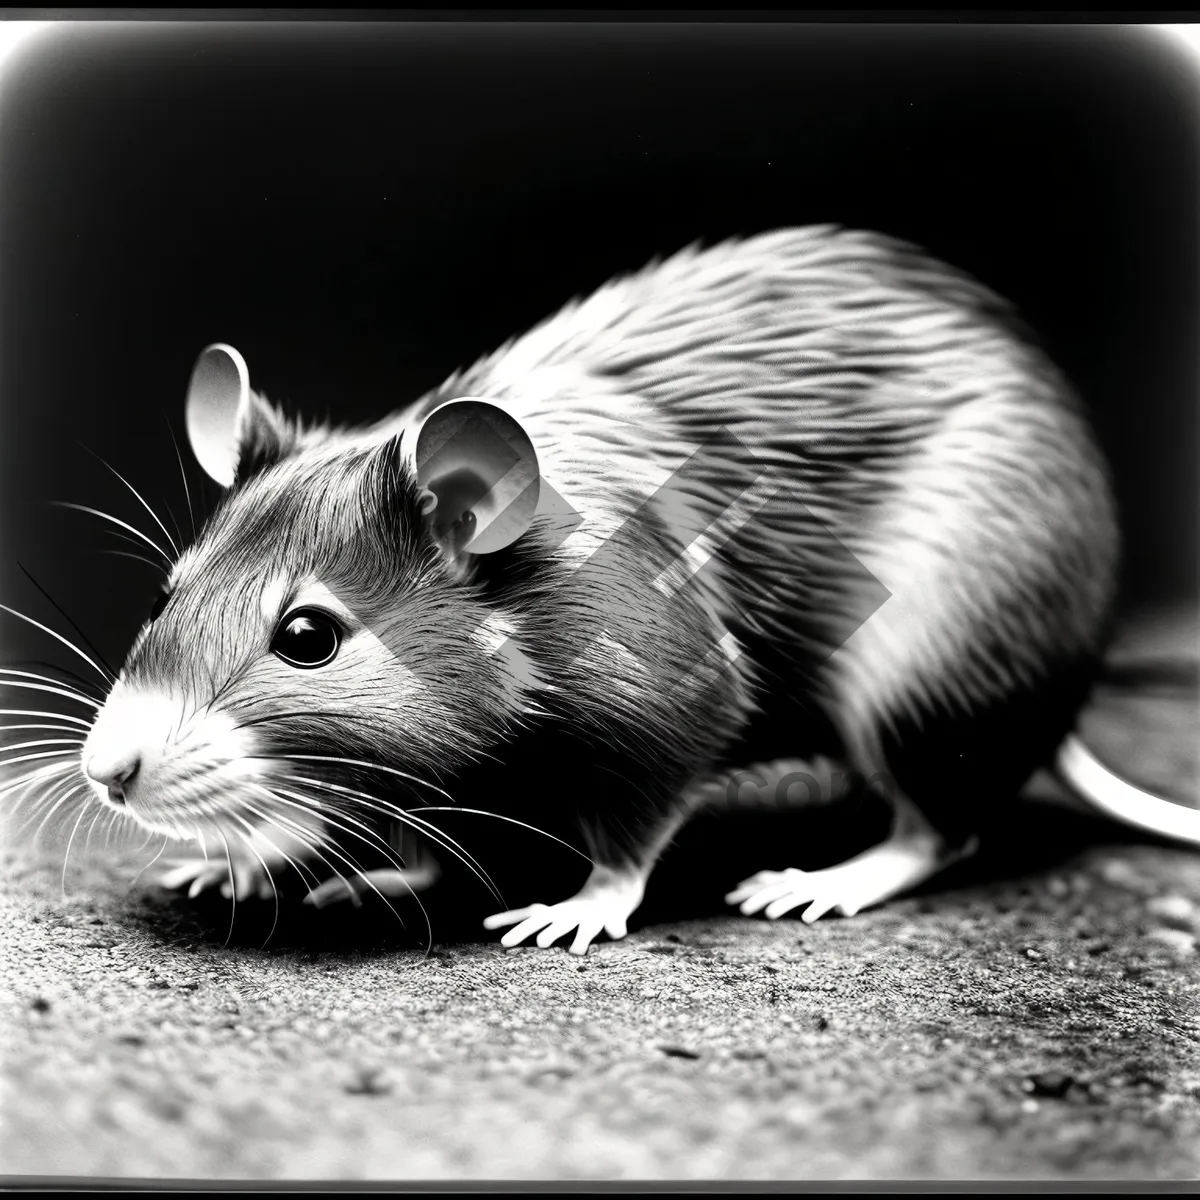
xmin=271 ymin=608 xmax=342 ymax=670
xmin=148 ymin=589 xmax=172 ymax=624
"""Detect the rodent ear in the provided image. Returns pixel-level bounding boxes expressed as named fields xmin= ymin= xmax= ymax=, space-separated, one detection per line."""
xmin=414 ymin=398 xmax=541 ymax=558
xmin=185 ymin=344 xmax=293 ymax=487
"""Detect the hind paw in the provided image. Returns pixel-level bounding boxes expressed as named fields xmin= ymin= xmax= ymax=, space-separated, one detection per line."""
xmin=726 ymin=829 xmax=969 ymax=925
xmin=725 ymin=866 xmax=879 ymax=923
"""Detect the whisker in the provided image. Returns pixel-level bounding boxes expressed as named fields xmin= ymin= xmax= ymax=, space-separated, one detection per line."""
xmin=0 ymin=738 xmax=86 ymax=757
xmin=0 ymin=760 xmax=77 ymax=804
xmin=4 ymin=658 xmax=107 ymax=696
xmin=15 ymin=563 xmax=118 ymax=683
xmin=1 ymin=722 xmax=90 ymax=736
xmin=0 ymin=709 xmax=93 ymax=729
xmin=160 ymin=494 xmax=186 ymax=559
xmin=262 ymin=784 xmax=429 ymax=941
xmin=99 ymin=548 xmax=167 ymax=575
xmin=79 ymin=442 xmax=180 ymax=557
xmin=0 ymin=604 xmax=111 ymax=688
xmin=60 ymin=799 xmax=92 ymax=899
xmin=165 ymin=418 xmax=199 ymax=541
xmin=27 ymin=781 xmax=87 ymax=848
xmin=7 ymin=767 xmax=73 ymax=835
xmin=52 ymin=502 xmax=172 ymax=564
xmin=234 ymin=798 xmax=324 ymax=890
xmin=0 ymin=748 xmax=86 ymax=772
xmin=256 ymin=753 xmax=454 ymax=804
xmin=101 ymin=806 xmax=124 ymax=852
xmin=411 ymin=807 xmax=593 ymax=863
xmin=236 ymin=795 xmax=343 ymax=896
xmin=240 ymin=788 xmax=421 ymax=941
xmin=226 ymin=820 xmax=281 ymax=949
xmin=212 ymin=828 xmax=238 ymax=948
xmin=129 ymin=835 xmax=173 ymax=889
xmin=0 ymin=679 xmax=102 ymax=710
xmin=0 ymin=667 xmax=102 ymax=701
xmin=280 ymin=772 xmax=503 ymax=908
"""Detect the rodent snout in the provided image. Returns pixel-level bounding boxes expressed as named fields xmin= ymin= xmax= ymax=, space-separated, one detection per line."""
xmin=85 ymin=750 xmax=140 ymax=804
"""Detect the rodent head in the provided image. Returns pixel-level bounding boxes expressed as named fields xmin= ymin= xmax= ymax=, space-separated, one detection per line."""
xmin=81 ymin=346 xmax=546 ymax=852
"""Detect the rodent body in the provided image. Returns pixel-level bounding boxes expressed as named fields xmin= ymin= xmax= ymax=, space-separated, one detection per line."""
xmin=78 ymin=225 xmax=1189 ymax=953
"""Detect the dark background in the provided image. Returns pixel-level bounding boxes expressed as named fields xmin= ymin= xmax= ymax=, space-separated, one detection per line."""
xmin=1 ymin=20 xmax=1197 ymax=680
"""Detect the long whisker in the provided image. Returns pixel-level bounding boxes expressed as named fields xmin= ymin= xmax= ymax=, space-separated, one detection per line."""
xmin=99 ymin=548 xmax=168 ymax=575
xmin=60 ymin=797 xmax=92 ymax=899
xmin=0 ymin=667 xmax=102 ymax=701
xmin=254 ymin=753 xmax=455 ymax=804
xmin=249 ymin=786 xmax=426 ymax=944
xmin=27 ymin=780 xmax=87 ymax=848
xmin=280 ymin=772 xmax=504 ymax=908
xmin=6 ymin=658 xmax=107 ymax=696
xmin=236 ymin=793 xmax=345 ymax=894
xmin=410 ymin=807 xmax=594 ymax=863
xmin=52 ymin=502 xmax=172 ymax=564
xmin=0 ymin=705 xmax=92 ymax=724
xmin=165 ymin=419 xmax=199 ymax=541
xmin=272 ymin=777 xmax=477 ymax=916
xmin=0 ymin=759 xmax=77 ymax=804
xmin=0 ymin=738 xmax=86 ymax=757
xmin=0 ymin=679 xmax=101 ymax=710
xmin=233 ymin=799 xmax=323 ymax=890
xmin=260 ymin=784 xmax=430 ymax=942
xmin=0 ymin=748 xmax=86 ymax=772
xmin=0 ymin=605 xmax=111 ymax=688
xmin=0 ymin=709 xmax=93 ymax=729
xmin=79 ymin=442 xmax=180 ymax=557
xmin=208 ymin=827 xmax=240 ymax=948
xmin=225 ymin=820 xmax=281 ymax=950
xmin=15 ymin=563 xmax=118 ymax=683
xmin=129 ymin=835 xmax=173 ymax=889
xmin=6 ymin=764 xmax=77 ymax=835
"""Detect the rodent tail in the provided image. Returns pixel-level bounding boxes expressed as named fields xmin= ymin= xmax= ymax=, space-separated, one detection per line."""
xmin=1054 ymin=733 xmax=1200 ymax=847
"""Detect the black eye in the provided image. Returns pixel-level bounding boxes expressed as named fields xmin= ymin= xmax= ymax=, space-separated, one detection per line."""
xmin=148 ymin=589 xmax=172 ymax=623
xmin=271 ymin=608 xmax=342 ymax=669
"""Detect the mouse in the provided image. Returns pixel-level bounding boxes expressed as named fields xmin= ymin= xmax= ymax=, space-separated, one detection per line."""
xmin=36 ymin=224 xmax=1199 ymax=954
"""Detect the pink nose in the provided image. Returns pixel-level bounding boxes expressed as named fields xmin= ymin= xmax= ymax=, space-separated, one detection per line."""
xmin=86 ymin=751 xmax=140 ymax=792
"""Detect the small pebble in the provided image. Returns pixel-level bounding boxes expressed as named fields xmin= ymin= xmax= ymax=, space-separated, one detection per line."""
xmin=659 ymin=1045 xmax=701 ymax=1060
xmin=1023 ymin=1071 xmax=1075 ymax=1098
xmin=29 ymin=997 xmax=50 ymax=1014
xmin=1146 ymin=928 xmax=1196 ymax=955
xmin=1147 ymin=895 xmax=1196 ymax=930
xmin=1024 ymin=947 xmax=1043 ymax=960
xmin=1099 ymin=861 xmax=1150 ymax=892
xmin=344 ymin=1068 xmax=391 ymax=1096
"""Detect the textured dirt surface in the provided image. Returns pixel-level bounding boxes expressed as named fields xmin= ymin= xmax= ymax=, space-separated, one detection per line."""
xmin=1 ymin=607 xmax=1198 ymax=1183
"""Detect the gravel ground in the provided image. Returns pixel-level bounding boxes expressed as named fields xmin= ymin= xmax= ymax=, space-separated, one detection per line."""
xmin=1 ymin=607 xmax=1197 ymax=1183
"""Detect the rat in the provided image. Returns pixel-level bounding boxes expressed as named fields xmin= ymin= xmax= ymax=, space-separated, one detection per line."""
xmin=75 ymin=224 xmax=1200 ymax=954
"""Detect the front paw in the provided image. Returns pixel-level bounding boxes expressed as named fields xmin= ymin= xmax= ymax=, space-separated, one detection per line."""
xmin=154 ymin=855 xmax=276 ymax=902
xmin=482 ymin=865 xmax=645 ymax=956
xmin=303 ymin=861 xmax=442 ymax=909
